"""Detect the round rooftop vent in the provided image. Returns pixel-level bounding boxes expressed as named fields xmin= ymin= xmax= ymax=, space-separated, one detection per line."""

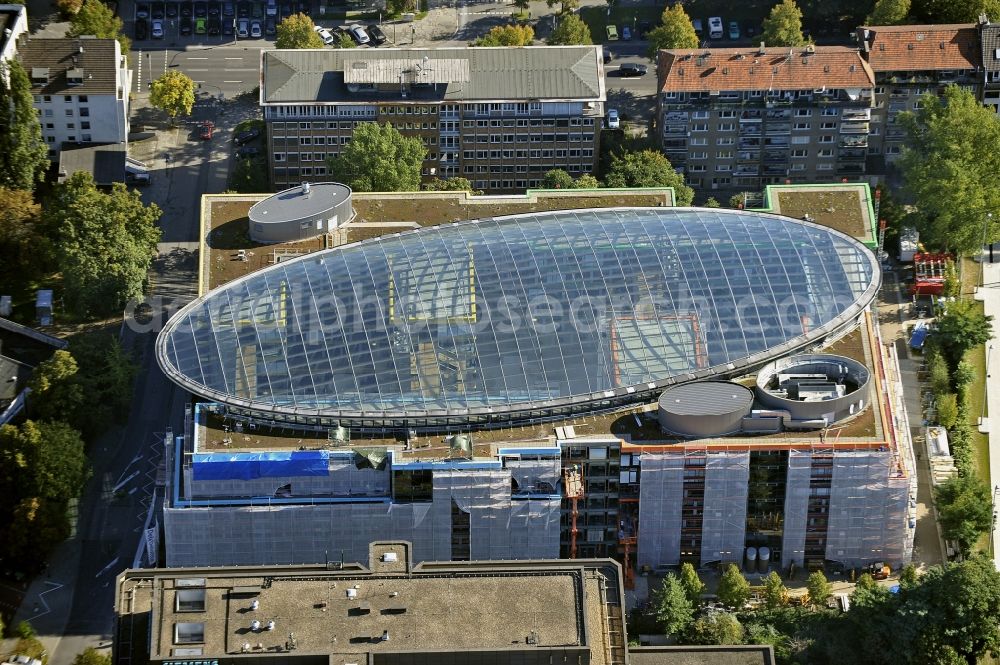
xmin=657 ymin=381 xmax=754 ymax=438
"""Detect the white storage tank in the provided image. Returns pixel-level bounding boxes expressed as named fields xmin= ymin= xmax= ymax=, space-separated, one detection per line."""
xmin=248 ymin=182 xmax=353 ymax=244
xmin=744 ymin=546 xmax=758 ymax=572
xmin=758 ymin=546 xmax=770 ymax=573
xmin=658 ymin=381 xmax=754 ymax=437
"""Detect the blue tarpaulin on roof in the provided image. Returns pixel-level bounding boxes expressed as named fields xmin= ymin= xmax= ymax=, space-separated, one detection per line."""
xmin=192 ymin=451 xmax=330 ymax=480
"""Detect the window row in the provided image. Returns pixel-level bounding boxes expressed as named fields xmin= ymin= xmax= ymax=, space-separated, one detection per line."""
xmin=33 ymin=94 xmax=89 ymax=103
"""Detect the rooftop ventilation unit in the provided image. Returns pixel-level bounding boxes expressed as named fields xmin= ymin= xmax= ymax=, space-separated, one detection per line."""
xmin=302 ymin=181 xmax=310 ymax=196
xmin=250 ymin=599 xmax=259 ymax=611
xmin=347 ymin=588 xmax=358 ymax=599
xmin=267 ymin=621 xmax=275 ymax=631
xmin=382 ymin=552 xmax=398 ymax=563
xmin=250 ymin=620 xmax=261 ymax=631
xmin=381 ymin=630 xmax=390 ymax=642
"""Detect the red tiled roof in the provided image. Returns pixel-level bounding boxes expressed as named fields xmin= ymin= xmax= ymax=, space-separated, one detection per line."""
xmin=657 ymin=46 xmax=874 ymax=93
xmin=858 ymin=24 xmax=979 ymax=71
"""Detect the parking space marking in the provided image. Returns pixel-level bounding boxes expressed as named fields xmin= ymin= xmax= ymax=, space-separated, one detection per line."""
xmin=224 ymin=80 xmax=242 ymax=83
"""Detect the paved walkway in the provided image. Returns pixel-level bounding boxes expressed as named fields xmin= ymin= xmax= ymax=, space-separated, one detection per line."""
xmin=974 ymin=259 xmax=1000 ymax=569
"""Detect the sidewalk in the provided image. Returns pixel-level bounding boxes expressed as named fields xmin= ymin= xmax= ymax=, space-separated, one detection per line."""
xmin=973 ymin=259 xmax=1000 ymax=570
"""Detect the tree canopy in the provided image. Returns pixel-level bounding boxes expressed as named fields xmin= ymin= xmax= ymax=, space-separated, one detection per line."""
xmin=717 ymin=563 xmax=751 ymax=609
xmin=473 ymin=24 xmax=534 ymax=46
xmin=0 ymin=187 xmax=45 ymax=280
xmin=547 ymin=14 xmax=592 ymax=45
xmin=935 ymin=474 xmax=993 ymax=556
xmin=44 ymin=172 xmax=162 ymax=317
xmin=690 ymin=612 xmax=744 ymax=645
xmin=931 ymin=299 xmax=994 ymax=371
xmin=545 ymin=0 xmax=578 ymax=14
xmin=604 ymin=150 xmax=694 ymax=204
xmin=678 ymin=562 xmax=705 ymax=607
xmin=150 ymin=71 xmax=196 ymax=119
xmin=911 ymin=0 xmax=1000 ymax=23
xmin=763 ymin=571 xmax=787 ymax=608
xmin=899 ymin=85 xmax=1000 ymax=255
xmin=276 ymin=13 xmax=325 ymax=48
xmin=761 ymin=0 xmax=808 ymax=46
xmin=424 ymin=177 xmax=478 ymax=193
xmin=654 ymin=574 xmax=694 ymax=636
xmin=327 ymin=122 xmax=426 ymax=192
xmin=806 ymin=571 xmax=832 ymax=607
xmin=542 ymin=169 xmax=575 ymax=189
xmin=72 ymin=648 xmax=111 ymax=665
xmin=0 ymin=61 xmax=49 ymax=191
xmin=646 ymin=4 xmax=699 ymax=57
xmin=866 ymin=0 xmax=911 ymax=24
xmin=68 ymin=0 xmax=130 ymax=55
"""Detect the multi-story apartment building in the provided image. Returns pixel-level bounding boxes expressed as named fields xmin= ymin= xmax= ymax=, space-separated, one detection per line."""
xmin=656 ymin=45 xmax=875 ymax=192
xmin=18 ymin=37 xmax=131 ymax=160
xmin=857 ymin=23 xmax=979 ymax=166
xmin=979 ymin=18 xmax=1000 ymax=113
xmin=259 ymin=46 xmax=605 ymax=192
xmin=0 ymin=4 xmax=29 ymax=65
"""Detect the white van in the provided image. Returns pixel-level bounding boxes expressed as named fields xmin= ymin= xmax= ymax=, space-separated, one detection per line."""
xmin=708 ymin=16 xmax=723 ymax=39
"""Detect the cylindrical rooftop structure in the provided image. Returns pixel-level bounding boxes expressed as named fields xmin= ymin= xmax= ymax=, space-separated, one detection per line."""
xmin=657 ymin=381 xmax=754 ymax=438
xmin=248 ymin=182 xmax=352 ymax=244
xmin=754 ymin=353 xmax=870 ymax=425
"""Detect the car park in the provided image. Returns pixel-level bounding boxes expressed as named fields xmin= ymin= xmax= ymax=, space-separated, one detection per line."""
xmin=181 ymin=1 xmax=192 ymax=15
xmin=265 ymin=16 xmax=275 ymax=34
xmin=638 ymin=20 xmax=651 ymax=38
xmin=265 ymin=0 xmax=276 ymax=15
xmin=236 ymin=146 xmax=260 ymax=159
xmin=152 ymin=18 xmax=164 ymax=37
xmin=180 ymin=15 xmax=192 ymax=32
xmin=209 ymin=1 xmax=220 ymax=15
xmin=692 ymin=17 xmax=703 ymax=36
xmin=194 ymin=1 xmax=207 ymax=16
xmin=195 ymin=16 xmax=206 ymax=32
xmin=728 ymin=20 xmax=739 ymax=39
xmin=135 ymin=17 xmax=148 ymax=38
xmin=166 ymin=1 xmax=177 ymax=17
xmin=606 ymin=108 xmax=619 ymax=129
xmin=237 ymin=0 xmax=248 ymax=15
xmin=237 ymin=16 xmax=249 ymax=36
xmin=366 ymin=24 xmax=386 ymax=44
xmin=136 ymin=2 xmax=150 ymax=17
xmin=252 ymin=1 xmax=263 ymax=18
xmin=603 ymin=49 xmax=612 ymax=64
xmin=152 ymin=1 xmax=164 ymax=18
xmin=200 ymin=121 xmax=214 ymax=140
xmin=235 ymin=127 xmax=260 ymax=144
xmin=297 ymin=0 xmax=308 ymax=14
xmin=280 ymin=1 xmax=292 ymax=17
xmin=223 ymin=18 xmax=234 ymax=34
xmin=605 ymin=24 xmax=618 ymax=40
xmin=208 ymin=16 xmax=221 ymax=33
xmin=708 ymin=16 xmax=723 ymax=39
xmin=746 ymin=23 xmax=755 ymax=37
xmin=621 ymin=25 xmax=631 ymax=40
xmin=250 ymin=19 xmax=262 ymax=36
xmin=315 ymin=25 xmax=335 ymax=44
xmin=223 ymin=0 xmax=234 ymax=14
xmin=349 ymin=24 xmax=369 ymax=44
xmin=617 ymin=62 xmax=647 ymax=77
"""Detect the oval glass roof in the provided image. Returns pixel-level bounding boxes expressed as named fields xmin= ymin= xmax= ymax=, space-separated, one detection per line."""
xmin=157 ymin=208 xmax=879 ymax=422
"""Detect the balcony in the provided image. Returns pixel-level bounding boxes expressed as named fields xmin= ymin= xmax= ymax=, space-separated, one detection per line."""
xmin=764 ymin=151 xmax=789 ymax=163
xmin=763 ymin=165 xmax=788 ymax=176
xmin=765 ymin=122 xmax=791 ymax=135
xmin=886 ymin=128 xmax=907 ymax=140
xmin=663 ymin=139 xmax=687 ymax=150
xmin=734 ymin=166 xmax=759 ymax=176
xmin=839 ymin=135 xmax=868 ymax=148
xmin=766 ymin=109 xmax=791 ymax=120
xmin=838 ymin=148 xmax=867 ymax=161
xmin=664 ymin=111 xmax=689 ymax=122
xmin=837 ymin=164 xmax=865 ymax=175
xmin=740 ymin=125 xmax=761 ymax=136
xmin=737 ymin=151 xmax=758 ymax=163
xmin=739 ymin=139 xmax=761 ymax=149
xmin=764 ymin=138 xmax=789 ymax=148
xmin=889 ymin=89 xmax=910 ymax=99
xmin=841 ymin=108 xmax=871 ymax=121
xmin=663 ymin=125 xmax=687 ymax=135
xmin=839 ymin=121 xmax=870 ymax=134
xmin=740 ymin=110 xmax=763 ymax=123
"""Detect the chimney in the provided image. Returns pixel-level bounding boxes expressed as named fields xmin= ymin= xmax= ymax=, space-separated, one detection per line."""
xmin=302 ymin=181 xmax=311 ymax=196
xmin=758 ymin=41 xmax=765 ymax=55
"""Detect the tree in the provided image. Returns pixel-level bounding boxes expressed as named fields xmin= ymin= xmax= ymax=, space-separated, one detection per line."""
xmin=932 ymin=299 xmax=993 ymax=371
xmin=328 ymin=122 xmax=426 ymax=192
xmin=0 ymin=61 xmax=49 ymax=191
xmin=689 ymin=612 xmax=744 ymax=645
xmin=704 ymin=197 xmax=721 ymax=208
xmin=228 ymin=156 xmax=270 ymax=193
xmin=512 ymin=0 xmax=529 ymax=10
xmin=935 ymin=392 xmax=959 ymax=429
xmin=27 ymin=351 xmax=86 ymax=424
xmin=0 ymin=419 xmax=89 ymax=505
xmin=57 ymin=0 xmax=84 ymax=17
xmin=646 ymin=4 xmax=699 ymax=57
xmin=425 ymin=177 xmax=478 ymax=193
xmin=729 ymin=193 xmax=747 ymax=209
xmin=911 ymin=0 xmax=1000 ymax=23
xmin=927 ymin=350 xmax=951 ymax=396
xmin=43 ymin=172 xmax=162 ymax=317
xmin=150 ymin=71 xmax=196 ymax=120
xmin=899 ymin=564 xmax=919 ymax=588
xmin=545 ymin=0 xmax=578 ymax=14
xmin=678 ymin=562 xmax=705 ymax=607
xmin=953 ymin=360 xmax=976 ymax=399
xmin=0 ymin=187 xmax=46 ymax=279
xmin=473 ymin=24 xmax=534 ymax=46
xmin=574 ymin=174 xmax=600 ymax=188
xmin=68 ymin=0 xmax=130 ymax=55
xmin=745 ymin=622 xmax=792 ymax=662
xmin=604 ymin=150 xmax=695 ymax=204
xmin=717 ymin=563 xmax=751 ymax=609
xmin=763 ymin=571 xmax=787 ymax=608
xmin=72 ymin=648 xmax=111 ymax=665
xmin=866 ymin=0 xmax=910 ymax=24
xmin=547 ymin=14 xmax=592 ymax=45
xmin=935 ymin=474 xmax=993 ymax=556
xmin=806 ymin=571 xmax=832 ymax=607
xmin=900 ymin=86 xmax=1000 ymax=255
xmin=386 ymin=0 xmax=416 ymax=15
xmin=761 ymin=0 xmax=808 ymax=47
xmin=542 ymin=169 xmax=575 ymax=189
xmin=334 ymin=32 xmax=357 ymax=48
xmin=275 ymin=12 xmax=324 ymax=48
xmin=654 ymin=574 xmax=694 ymax=636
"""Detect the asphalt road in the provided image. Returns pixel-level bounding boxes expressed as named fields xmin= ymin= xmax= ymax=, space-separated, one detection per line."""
xmin=134 ymin=45 xmax=263 ymax=98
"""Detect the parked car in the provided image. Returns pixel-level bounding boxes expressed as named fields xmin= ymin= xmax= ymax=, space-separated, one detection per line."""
xmin=366 ymin=24 xmax=386 ymax=44
xmin=180 ymin=15 xmax=192 ymax=32
xmin=280 ymin=1 xmax=292 ymax=17
xmin=180 ymin=0 xmax=192 ymax=16
xmin=237 ymin=16 xmax=249 ymax=36
xmin=195 ymin=16 xmax=206 ymax=32
xmin=194 ymin=0 xmax=207 ymax=16
xmin=236 ymin=146 xmax=260 ymax=159
xmin=728 ymin=20 xmax=739 ymax=39
xmin=638 ymin=20 xmax=651 ymax=39
xmin=349 ymin=23 xmax=369 ymax=44
xmin=692 ymin=17 xmax=703 ymax=35
xmin=136 ymin=2 xmax=150 ymax=17
xmin=621 ymin=25 xmax=631 ymax=40
xmin=166 ymin=1 xmax=178 ymax=18
xmin=135 ymin=17 xmax=148 ymax=38
xmin=223 ymin=0 xmax=234 ymax=15
xmin=603 ymin=49 xmax=612 ymax=64
xmin=746 ymin=23 xmax=755 ymax=37
xmin=152 ymin=18 xmax=164 ymax=37
xmin=223 ymin=18 xmax=234 ymax=34
xmin=126 ymin=172 xmax=151 ymax=186
xmin=265 ymin=0 xmax=276 ymax=15
xmin=314 ymin=25 xmax=335 ymax=44
xmin=265 ymin=15 xmax=275 ymax=34
xmin=237 ymin=0 xmax=249 ymax=16
xmin=606 ymin=108 xmax=620 ymax=129
xmin=605 ymin=24 xmax=618 ymax=40
xmin=208 ymin=16 xmax=221 ymax=33
xmin=617 ymin=62 xmax=647 ymax=77
xmin=209 ymin=1 xmax=221 ymax=15
xmin=250 ymin=18 xmax=262 ymax=37
xmin=152 ymin=1 xmax=164 ymax=18
xmin=200 ymin=122 xmax=214 ymax=140
xmin=235 ymin=127 xmax=261 ymax=144
xmin=252 ymin=1 xmax=264 ymax=18
xmin=708 ymin=16 xmax=723 ymax=39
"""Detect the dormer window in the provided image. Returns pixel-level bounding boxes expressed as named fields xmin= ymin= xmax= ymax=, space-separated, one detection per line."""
xmin=67 ymin=68 xmax=84 ymax=86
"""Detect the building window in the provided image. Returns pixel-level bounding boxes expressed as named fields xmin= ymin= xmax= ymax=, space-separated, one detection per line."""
xmin=174 ymin=623 xmax=205 ymax=644
xmin=81 ymin=121 xmax=90 ymax=129
xmin=81 ymin=134 xmax=91 ymax=142
xmin=690 ymin=151 xmax=708 ymax=159
xmin=67 ymin=123 xmax=75 ymax=129
xmin=43 ymin=95 xmax=51 ymax=102
xmin=716 ymin=137 xmax=734 ymax=145
xmin=691 ymin=123 xmax=708 ymax=132
xmin=819 ymin=135 xmax=834 ymax=143
xmin=794 ymin=109 xmax=812 ymax=117
xmin=79 ymin=107 xmax=89 ymax=117
xmin=65 ymin=109 xmax=73 ymax=117
xmin=79 ymin=95 xmax=88 ymax=103
xmin=717 ymin=123 xmax=735 ymax=131
xmin=791 ymin=149 xmax=807 ymax=157
xmin=176 ymin=589 xmax=206 ymax=612
xmin=690 ymin=137 xmax=707 ymax=146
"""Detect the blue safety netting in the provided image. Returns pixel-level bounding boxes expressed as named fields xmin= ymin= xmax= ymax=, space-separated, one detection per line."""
xmin=192 ymin=451 xmax=330 ymax=480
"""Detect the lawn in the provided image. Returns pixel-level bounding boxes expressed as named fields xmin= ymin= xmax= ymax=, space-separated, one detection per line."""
xmin=579 ymin=5 xmax=661 ymax=47
xmin=960 ymin=257 xmax=991 ymax=484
